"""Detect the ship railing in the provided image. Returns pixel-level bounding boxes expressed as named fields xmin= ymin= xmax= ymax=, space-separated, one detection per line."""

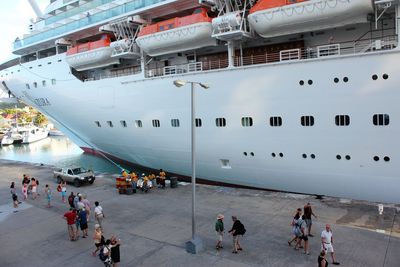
xmin=147 ymin=62 xmax=205 ymax=78
xmin=280 ymin=49 xmax=301 ymax=61
xmin=83 ymin=66 xmax=141 ymax=82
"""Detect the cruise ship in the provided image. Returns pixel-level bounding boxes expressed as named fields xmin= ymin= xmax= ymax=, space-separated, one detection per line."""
xmin=0 ymin=0 xmax=399 ymax=203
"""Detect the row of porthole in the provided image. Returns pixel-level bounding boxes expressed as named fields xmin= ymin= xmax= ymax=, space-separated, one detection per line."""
xmin=0 ymin=59 xmax=63 ymax=77
xmin=373 ymin=156 xmax=390 ymax=162
xmin=299 ymin=74 xmax=389 ymax=86
xmin=243 ymin=153 xmax=391 ymax=162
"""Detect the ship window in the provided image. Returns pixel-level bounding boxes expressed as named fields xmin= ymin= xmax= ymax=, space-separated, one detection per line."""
xmin=299 ymin=80 xmax=304 ymax=86
xmin=271 ymin=153 xmax=276 ymax=157
xmin=107 ymin=121 xmax=113 ymax=127
xmin=384 ymin=156 xmax=390 ymax=162
xmin=168 ymin=24 xmax=174 ymax=29
xmin=220 ymin=159 xmax=231 ymax=169
xmin=95 ymin=121 xmax=101 ymax=127
xmin=171 ymin=119 xmax=180 ymax=127
xmin=343 ymin=77 xmax=349 ymax=83
xmin=120 ymin=120 xmax=127 ymax=127
xmin=51 ymin=79 xmax=56 ymax=85
xmin=38 ymin=64 xmax=42 ymax=67
xmin=159 ymin=25 xmax=164 ymax=31
xmin=48 ymin=62 xmax=52 ymax=65
xmin=270 ymin=116 xmax=282 ymax=127
xmin=372 ymin=74 xmax=378 ymax=80
xmin=301 ymin=116 xmax=314 ymax=126
xmin=195 ymin=118 xmax=202 ymax=127
xmin=373 ymin=114 xmax=389 ymax=126
xmin=33 ymin=82 xmax=37 ymax=88
xmin=373 ymin=156 xmax=380 ymax=161
xmin=241 ymin=117 xmax=253 ymax=127
xmin=335 ymin=115 xmax=350 ymax=126
xmin=42 ymin=80 xmax=46 ymax=87
xmin=135 ymin=120 xmax=143 ymax=128
xmin=152 ymin=119 xmax=160 ymax=128
xmin=334 ymin=77 xmax=339 ymax=83
xmin=26 ymin=84 xmax=30 ymax=89
xmin=383 ymin=74 xmax=389 ymax=80
xmin=216 ymin=118 xmax=226 ymax=127
xmin=57 ymin=59 xmax=62 ymax=62
xmin=308 ymin=80 xmax=313 ymax=85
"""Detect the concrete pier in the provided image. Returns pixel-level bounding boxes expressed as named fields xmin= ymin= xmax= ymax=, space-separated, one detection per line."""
xmin=0 ymin=159 xmax=399 ymax=267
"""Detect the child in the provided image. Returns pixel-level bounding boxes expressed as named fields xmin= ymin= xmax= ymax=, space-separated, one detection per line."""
xmin=45 ymin=184 xmax=52 ymax=208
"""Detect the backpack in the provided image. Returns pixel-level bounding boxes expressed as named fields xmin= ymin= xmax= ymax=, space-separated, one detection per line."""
xmin=99 ymin=246 xmax=108 ymax=261
xmin=237 ymin=221 xmax=246 ymax=235
xmin=57 ymin=185 xmax=62 ymax=192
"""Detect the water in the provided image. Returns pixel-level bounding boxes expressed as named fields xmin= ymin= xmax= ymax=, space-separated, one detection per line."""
xmin=0 ymin=136 xmax=126 ymax=174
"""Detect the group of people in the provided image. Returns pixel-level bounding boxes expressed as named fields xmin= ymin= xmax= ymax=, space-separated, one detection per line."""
xmin=288 ymin=202 xmax=340 ymax=266
xmin=10 ymin=174 xmax=52 ymax=208
xmin=121 ymin=169 xmax=167 ymax=193
xmin=215 ymin=214 xmax=246 ymax=254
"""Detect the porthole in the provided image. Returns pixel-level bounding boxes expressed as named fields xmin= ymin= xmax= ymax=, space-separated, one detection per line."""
xmin=299 ymin=80 xmax=304 ymax=86
xmin=383 ymin=74 xmax=389 ymax=80
xmin=334 ymin=77 xmax=339 ymax=83
xmin=302 ymin=154 xmax=307 ymax=159
xmin=372 ymin=74 xmax=378 ymax=80
xmin=310 ymin=154 xmax=315 ymax=159
xmin=250 ymin=152 xmax=254 ymax=156
xmin=373 ymin=156 xmax=379 ymax=161
xmin=384 ymin=156 xmax=390 ymax=162
xmin=336 ymin=155 xmax=341 ymax=160
xmin=308 ymin=80 xmax=313 ymax=85
xmin=243 ymin=152 xmax=248 ymax=156
xmin=271 ymin=153 xmax=276 ymax=157
xmin=343 ymin=77 xmax=349 ymax=83
xmin=345 ymin=155 xmax=351 ymax=160
xmin=279 ymin=153 xmax=283 ymax=157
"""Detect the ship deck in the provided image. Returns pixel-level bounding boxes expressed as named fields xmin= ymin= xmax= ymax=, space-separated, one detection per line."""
xmin=0 ymin=159 xmax=399 ymax=266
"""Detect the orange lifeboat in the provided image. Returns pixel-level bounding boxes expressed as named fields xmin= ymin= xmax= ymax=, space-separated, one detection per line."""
xmin=248 ymin=0 xmax=373 ymax=38
xmin=66 ymin=35 xmax=120 ymax=71
xmin=136 ymin=8 xmax=216 ymax=56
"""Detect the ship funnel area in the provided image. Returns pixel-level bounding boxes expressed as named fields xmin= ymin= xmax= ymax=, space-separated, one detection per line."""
xmin=27 ymin=0 xmax=43 ymax=19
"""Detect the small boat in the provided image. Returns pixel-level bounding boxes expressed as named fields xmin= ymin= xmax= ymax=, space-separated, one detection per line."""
xmin=66 ymin=34 xmax=120 ymax=71
xmin=48 ymin=129 xmax=64 ymax=136
xmin=1 ymin=132 xmax=14 ymax=145
xmin=136 ymin=8 xmax=216 ymax=56
xmin=21 ymin=126 xmax=49 ymax=144
xmin=248 ymin=0 xmax=373 ymax=38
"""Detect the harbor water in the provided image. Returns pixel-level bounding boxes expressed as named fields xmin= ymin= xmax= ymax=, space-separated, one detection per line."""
xmin=0 ymin=136 xmax=126 ymax=174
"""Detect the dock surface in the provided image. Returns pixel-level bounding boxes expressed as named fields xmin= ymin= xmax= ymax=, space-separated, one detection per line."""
xmin=0 ymin=159 xmax=399 ymax=267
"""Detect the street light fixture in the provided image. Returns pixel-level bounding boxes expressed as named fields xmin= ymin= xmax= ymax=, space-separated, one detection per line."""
xmin=173 ymin=79 xmax=209 ymax=254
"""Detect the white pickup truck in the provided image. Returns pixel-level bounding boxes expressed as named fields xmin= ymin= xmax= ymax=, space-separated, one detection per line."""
xmin=53 ymin=167 xmax=95 ymax=187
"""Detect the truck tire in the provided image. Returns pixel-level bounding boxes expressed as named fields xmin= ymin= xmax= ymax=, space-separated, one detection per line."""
xmin=57 ymin=176 xmax=63 ymax=184
xmin=89 ymin=179 xmax=95 ymax=184
xmin=74 ymin=178 xmax=81 ymax=187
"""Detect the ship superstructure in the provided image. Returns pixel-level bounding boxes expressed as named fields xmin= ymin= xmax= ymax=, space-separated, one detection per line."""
xmin=1 ymin=0 xmax=400 ymax=203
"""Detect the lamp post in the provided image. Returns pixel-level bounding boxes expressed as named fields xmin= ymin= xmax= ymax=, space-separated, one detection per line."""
xmin=173 ymin=79 xmax=209 ymax=254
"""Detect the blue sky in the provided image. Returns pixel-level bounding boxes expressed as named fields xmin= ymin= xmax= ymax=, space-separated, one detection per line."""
xmin=0 ymin=0 xmax=48 ymax=62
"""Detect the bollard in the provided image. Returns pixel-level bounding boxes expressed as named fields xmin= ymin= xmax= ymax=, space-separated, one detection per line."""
xmin=170 ymin=177 xmax=178 ymax=188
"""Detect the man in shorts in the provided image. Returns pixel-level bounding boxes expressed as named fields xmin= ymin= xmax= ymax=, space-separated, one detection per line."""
xmin=303 ymin=202 xmax=317 ymax=236
xmin=215 ymin=214 xmax=224 ymax=249
xmin=321 ymin=224 xmax=340 ymax=265
xmin=63 ymin=208 xmax=77 ymax=241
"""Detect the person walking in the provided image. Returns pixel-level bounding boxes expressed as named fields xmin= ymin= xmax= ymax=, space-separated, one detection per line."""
xmin=63 ymin=208 xmax=77 ymax=241
xmin=79 ymin=208 xmax=89 ymax=238
xmin=10 ymin=182 xmax=16 ymax=196
xmin=22 ymin=183 xmax=28 ymax=200
xmin=304 ymin=202 xmax=317 ymax=237
xmin=61 ymin=181 xmax=67 ymax=203
xmin=30 ymin=178 xmax=37 ymax=199
xmin=68 ymin=192 xmax=75 ymax=208
xmin=92 ymin=224 xmax=104 ymax=256
xmin=45 ymin=184 xmax=52 ymax=208
xmin=11 ymin=182 xmax=20 ymax=208
xmin=82 ymin=195 xmax=91 ymax=222
xmin=288 ymin=208 xmax=302 ymax=246
xmin=215 ymin=214 xmax=224 ymax=249
xmin=94 ymin=201 xmax=105 ymax=229
xmin=318 ymin=250 xmax=329 ymax=267
xmin=110 ymin=235 xmax=121 ymax=267
xmin=321 ymin=224 xmax=340 ymax=265
xmin=228 ymin=216 xmax=245 ymax=253
xmin=295 ymin=215 xmax=309 ymax=255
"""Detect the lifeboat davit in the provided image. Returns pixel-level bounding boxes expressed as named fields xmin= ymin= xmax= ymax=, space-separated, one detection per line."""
xmin=66 ymin=35 xmax=120 ymax=71
xmin=248 ymin=0 xmax=374 ymax=38
xmin=136 ymin=8 xmax=217 ymax=56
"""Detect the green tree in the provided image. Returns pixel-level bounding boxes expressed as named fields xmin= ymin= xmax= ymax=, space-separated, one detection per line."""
xmin=34 ymin=113 xmax=48 ymax=125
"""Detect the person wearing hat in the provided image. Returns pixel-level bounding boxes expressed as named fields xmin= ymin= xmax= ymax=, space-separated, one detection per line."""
xmin=215 ymin=214 xmax=224 ymax=249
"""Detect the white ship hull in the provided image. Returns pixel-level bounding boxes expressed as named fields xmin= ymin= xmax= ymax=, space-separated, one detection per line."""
xmin=2 ymin=48 xmax=400 ymax=203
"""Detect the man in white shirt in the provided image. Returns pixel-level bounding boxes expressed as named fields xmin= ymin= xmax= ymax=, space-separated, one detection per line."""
xmin=94 ymin=201 xmax=105 ymax=229
xmin=321 ymin=224 xmax=340 ymax=265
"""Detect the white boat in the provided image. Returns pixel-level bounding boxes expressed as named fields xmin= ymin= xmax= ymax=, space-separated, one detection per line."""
xmin=1 ymin=0 xmax=400 ymax=203
xmin=21 ymin=126 xmax=49 ymax=144
xmin=1 ymin=132 xmax=14 ymax=146
xmin=48 ymin=129 xmax=64 ymax=136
